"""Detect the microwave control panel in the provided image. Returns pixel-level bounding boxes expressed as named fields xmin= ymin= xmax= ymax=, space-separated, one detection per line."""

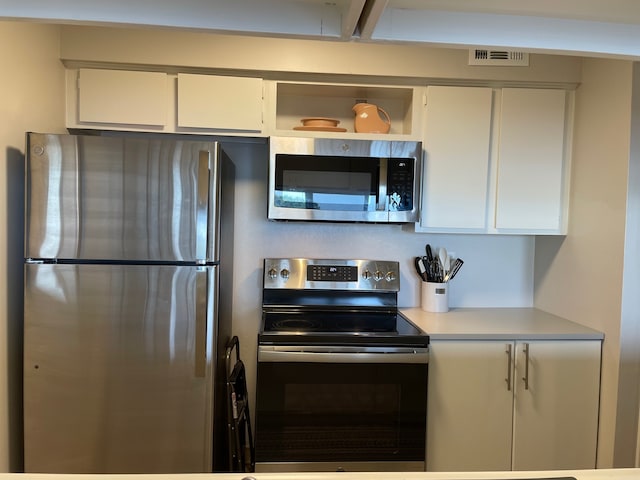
xmin=387 ymin=158 xmax=415 ymax=211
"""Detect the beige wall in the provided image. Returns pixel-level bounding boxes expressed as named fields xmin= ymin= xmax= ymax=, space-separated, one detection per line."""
xmin=615 ymin=62 xmax=640 ymax=467
xmin=58 ymin=25 xmax=582 ymax=86
xmin=0 ymin=21 xmax=66 ymax=471
xmin=534 ymin=58 xmax=634 ymax=468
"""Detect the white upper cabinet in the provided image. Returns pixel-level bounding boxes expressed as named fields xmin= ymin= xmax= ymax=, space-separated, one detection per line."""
xmin=418 ymin=85 xmax=572 ymax=235
xmin=420 ymin=86 xmax=493 ymax=231
xmin=77 ymin=68 xmax=168 ymax=127
xmin=495 ymin=88 xmax=568 ymax=231
xmin=67 ymin=69 xmax=264 ymax=135
xmin=177 ymin=73 xmax=263 ymax=132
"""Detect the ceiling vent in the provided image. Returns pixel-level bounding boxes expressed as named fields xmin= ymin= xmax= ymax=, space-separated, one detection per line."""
xmin=468 ymin=48 xmax=529 ymax=66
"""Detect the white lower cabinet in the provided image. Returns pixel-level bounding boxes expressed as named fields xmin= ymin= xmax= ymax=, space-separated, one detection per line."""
xmin=426 ymin=339 xmax=601 ymax=472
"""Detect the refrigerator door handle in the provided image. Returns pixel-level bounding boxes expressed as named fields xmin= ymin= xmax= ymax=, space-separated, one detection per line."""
xmin=209 ymin=144 xmax=221 ymax=262
xmin=194 ymin=268 xmax=208 ymax=378
xmin=196 ymin=151 xmax=211 ymax=262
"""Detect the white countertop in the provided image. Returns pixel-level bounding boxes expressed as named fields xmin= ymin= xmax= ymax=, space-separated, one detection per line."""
xmin=1 ymin=469 xmax=638 ymax=480
xmin=400 ymin=307 xmax=604 ymax=340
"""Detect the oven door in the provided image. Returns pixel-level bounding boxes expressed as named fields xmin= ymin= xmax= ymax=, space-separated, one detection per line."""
xmin=255 ymin=345 xmax=428 ymax=472
xmin=269 ymin=152 xmax=387 ymax=222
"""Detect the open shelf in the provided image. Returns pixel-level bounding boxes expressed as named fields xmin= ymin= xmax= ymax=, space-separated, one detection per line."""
xmin=270 ymin=81 xmax=420 ymax=138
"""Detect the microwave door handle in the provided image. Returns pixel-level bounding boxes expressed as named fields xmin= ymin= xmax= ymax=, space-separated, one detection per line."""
xmin=378 ymin=158 xmax=388 ymax=211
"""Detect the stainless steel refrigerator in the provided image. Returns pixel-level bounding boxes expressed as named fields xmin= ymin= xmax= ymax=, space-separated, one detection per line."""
xmin=23 ymin=132 xmax=235 ymax=473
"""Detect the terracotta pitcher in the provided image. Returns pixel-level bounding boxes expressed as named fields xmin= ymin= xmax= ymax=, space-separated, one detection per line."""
xmin=352 ymin=103 xmax=391 ymax=134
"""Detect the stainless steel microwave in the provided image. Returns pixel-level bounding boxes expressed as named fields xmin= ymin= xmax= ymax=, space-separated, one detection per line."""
xmin=268 ymin=136 xmax=422 ymax=223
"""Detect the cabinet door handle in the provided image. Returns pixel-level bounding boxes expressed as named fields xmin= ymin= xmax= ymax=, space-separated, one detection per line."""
xmin=522 ymin=342 xmax=530 ymax=390
xmin=505 ymin=343 xmax=513 ymax=391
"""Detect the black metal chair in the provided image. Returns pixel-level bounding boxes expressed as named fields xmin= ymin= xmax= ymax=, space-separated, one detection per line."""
xmin=225 ymin=336 xmax=255 ymax=472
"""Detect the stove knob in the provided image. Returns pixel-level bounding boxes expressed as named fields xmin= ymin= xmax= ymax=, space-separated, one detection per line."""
xmin=280 ymin=268 xmax=290 ymax=279
xmin=362 ymin=270 xmax=372 ymax=280
xmin=268 ymin=268 xmax=278 ymax=279
xmin=374 ymin=270 xmax=383 ymax=281
xmin=386 ymin=271 xmax=397 ymax=282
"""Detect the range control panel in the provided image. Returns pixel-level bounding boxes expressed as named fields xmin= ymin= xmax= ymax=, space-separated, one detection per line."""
xmin=263 ymin=258 xmax=400 ymax=291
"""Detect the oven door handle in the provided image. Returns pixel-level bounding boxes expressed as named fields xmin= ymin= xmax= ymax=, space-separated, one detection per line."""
xmin=258 ymin=345 xmax=429 ymax=364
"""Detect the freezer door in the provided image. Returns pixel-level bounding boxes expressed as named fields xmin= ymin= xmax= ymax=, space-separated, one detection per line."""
xmin=24 ymin=263 xmax=220 ymax=473
xmin=25 ymin=133 xmax=220 ymax=262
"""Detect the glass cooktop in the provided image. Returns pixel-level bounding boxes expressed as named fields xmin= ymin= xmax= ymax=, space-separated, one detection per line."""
xmin=259 ymin=310 xmax=429 ymax=347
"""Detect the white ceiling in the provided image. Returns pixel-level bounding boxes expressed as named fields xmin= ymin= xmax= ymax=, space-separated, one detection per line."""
xmin=2 ymin=0 xmax=640 ymax=58
xmin=386 ymin=0 xmax=640 ymax=25
xmin=370 ymin=0 xmax=640 ymax=58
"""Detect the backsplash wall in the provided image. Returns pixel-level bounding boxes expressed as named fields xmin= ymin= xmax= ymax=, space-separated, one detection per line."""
xmin=223 ymin=140 xmax=535 ymax=365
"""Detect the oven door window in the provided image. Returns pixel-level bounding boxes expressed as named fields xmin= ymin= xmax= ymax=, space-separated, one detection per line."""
xmin=274 ymin=155 xmax=380 ymax=212
xmin=255 ymin=361 xmax=427 ymax=463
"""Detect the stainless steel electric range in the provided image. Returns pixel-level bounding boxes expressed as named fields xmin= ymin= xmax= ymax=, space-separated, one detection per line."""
xmin=255 ymin=258 xmax=429 ymax=473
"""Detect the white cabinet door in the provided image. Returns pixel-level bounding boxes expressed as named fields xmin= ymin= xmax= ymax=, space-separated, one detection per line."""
xmin=512 ymin=340 xmax=601 ymax=470
xmin=418 ymin=86 xmax=571 ymax=234
xmin=177 ymin=74 xmax=263 ymax=131
xmin=495 ymin=88 xmax=568 ymax=231
xmin=426 ymin=340 xmax=513 ymax=471
xmin=421 ymin=86 xmax=493 ymax=230
xmin=78 ymin=69 xmax=168 ymax=127
xmin=427 ymin=339 xmax=601 ymax=472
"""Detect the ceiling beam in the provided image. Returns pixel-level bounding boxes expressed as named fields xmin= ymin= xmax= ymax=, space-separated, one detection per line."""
xmin=357 ymin=0 xmax=389 ymax=39
xmin=371 ymin=7 xmax=640 ymax=58
xmin=0 ymin=0 xmax=345 ymax=39
xmin=341 ymin=0 xmax=367 ymax=39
